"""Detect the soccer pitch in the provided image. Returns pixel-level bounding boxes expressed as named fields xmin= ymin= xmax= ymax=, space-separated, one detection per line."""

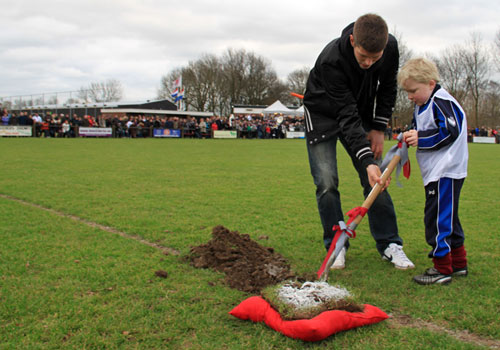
xmin=1 ymin=138 xmax=498 ymax=349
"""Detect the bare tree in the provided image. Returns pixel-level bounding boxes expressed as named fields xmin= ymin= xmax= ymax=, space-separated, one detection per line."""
xmin=264 ymin=79 xmax=292 ymax=106
xmin=436 ymin=45 xmax=469 ymax=104
xmin=220 ymin=48 xmax=279 ymax=107
xmin=462 ymin=32 xmax=490 ymax=127
xmin=286 ymin=67 xmax=310 ymax=104
xmin=221 ymin=48 xmax=248 ymax=108
xmin=0 ymin=100 xmax=12 ymax=110
xmin=158 ymin=48 xmax=283 ymax=115
xmin=494 ymin=29 xmax=500 ymax=71
xmin=47 ymin=95 xmax=58 ymax=105
xmin=78 ymin=79 xmax=123 ymax=103
xmin=481 ymin=80 xmax=500 ymax=127
xmin=244 ymin=52 xmax=279 ymax=105
xmin=184 ymin=54 xmax=224 ymax=114
xmin=393 ymin=28 xmax=414 ymax=127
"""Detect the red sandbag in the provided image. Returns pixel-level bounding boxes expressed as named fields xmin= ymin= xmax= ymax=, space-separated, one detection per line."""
xmin=229 ymin=296 xmax=388 ymax=342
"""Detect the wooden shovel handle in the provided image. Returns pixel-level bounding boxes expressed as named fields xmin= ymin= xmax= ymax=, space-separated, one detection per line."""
xmin=351 ymin=154 xmax=401 ymax=226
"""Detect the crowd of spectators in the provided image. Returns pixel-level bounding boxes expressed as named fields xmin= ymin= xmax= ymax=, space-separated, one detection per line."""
xmin=469 ymin=126 xmax=498 ymax=138
xmin=1 ymin=105 xmax=498 ymax=142
xmin=0 ymin=107 xmax=305 ymax=139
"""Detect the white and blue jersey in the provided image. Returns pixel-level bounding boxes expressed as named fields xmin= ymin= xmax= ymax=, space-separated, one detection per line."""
xmin=413 ymin=85 xmax=468 ymax=186
xmin=413 ymin=85 xmax=468 ymax=258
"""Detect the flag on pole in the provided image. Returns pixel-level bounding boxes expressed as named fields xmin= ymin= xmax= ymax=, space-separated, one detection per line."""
xmin=170 ymin=88 xmax=179 ymax=99
xmin=172 ymin=76 xmax=182 ymax=89
xmin=175 ymin=88 xmax=184 ymax=102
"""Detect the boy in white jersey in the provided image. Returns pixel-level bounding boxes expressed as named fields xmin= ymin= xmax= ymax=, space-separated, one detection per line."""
xmin=399 ymin=58 xmax=468 ymax=285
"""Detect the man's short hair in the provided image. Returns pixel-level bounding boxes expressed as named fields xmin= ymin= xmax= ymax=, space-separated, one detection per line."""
xmin=398 ymin=58 xmax=441 ymax=86
xmin=353 ymin=13 xmax=389 ymax=53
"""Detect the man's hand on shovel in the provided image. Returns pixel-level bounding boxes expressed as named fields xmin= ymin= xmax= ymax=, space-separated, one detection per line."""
xmin=367 ymin=164 xmax=390 ymax=190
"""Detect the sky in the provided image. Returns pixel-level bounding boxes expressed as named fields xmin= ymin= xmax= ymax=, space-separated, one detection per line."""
xmin=1 ymin=0 xmax=499 ymax=103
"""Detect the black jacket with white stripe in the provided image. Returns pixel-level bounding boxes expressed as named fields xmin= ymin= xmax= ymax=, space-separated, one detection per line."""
xmin=303 ymin=23 xmax=399 ymax=168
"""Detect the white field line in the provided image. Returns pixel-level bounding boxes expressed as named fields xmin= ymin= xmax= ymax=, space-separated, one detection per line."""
xmin=0 ymin=193 xmax=180 ymax=256
xmin=388 ymin=314 xmax=500 ymax=349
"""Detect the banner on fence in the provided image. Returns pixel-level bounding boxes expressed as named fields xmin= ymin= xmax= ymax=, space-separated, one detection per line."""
xmin=473 ymin=136 xmax=496 ymax=144
xmin=214 ymin=130 xmax=238 ymax=139
xmin=153 ymin=129 xmax=182 ymax=138
xmin=286 ymin=131 xmax=305 ymax=139
xmin=78 ymin=127 xmax=112 ymax=137
xmin=0 ymin=125 xmax=32 ymax=137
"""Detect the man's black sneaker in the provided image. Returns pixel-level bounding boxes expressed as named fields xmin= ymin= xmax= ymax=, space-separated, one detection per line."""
xmin=452 ymin=266 xmax=468 ymax=277
xmin=413 ymin=267 xmax=452 ymax=285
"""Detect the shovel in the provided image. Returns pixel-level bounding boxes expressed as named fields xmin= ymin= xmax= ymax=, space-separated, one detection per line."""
xmin=289 ymin=90 xmax=411 ymax=281
xmin=317 ymin=150 xmax=405 ymax=282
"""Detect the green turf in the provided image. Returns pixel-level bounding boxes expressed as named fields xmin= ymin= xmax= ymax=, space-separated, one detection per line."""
xmin=0 ymin=138 xmax=498 ymax=349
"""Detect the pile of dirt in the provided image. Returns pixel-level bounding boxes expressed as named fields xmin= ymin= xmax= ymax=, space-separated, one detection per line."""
xmin=189 ymin=225 xmax=297 ymax=293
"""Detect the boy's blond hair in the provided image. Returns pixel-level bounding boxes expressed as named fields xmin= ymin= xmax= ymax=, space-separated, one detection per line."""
xmin=398 ymin=57 xmax=440 ymax=86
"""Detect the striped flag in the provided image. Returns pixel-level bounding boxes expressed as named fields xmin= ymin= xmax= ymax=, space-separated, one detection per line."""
xmin=175 ymin=88 xmax=184 ymax=102
xmin=171 ymin=88 xmax=179 ymax=99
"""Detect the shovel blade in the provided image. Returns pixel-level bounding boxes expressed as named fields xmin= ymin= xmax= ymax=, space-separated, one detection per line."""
xmin=318 ymin=231 xmax=349 ymax=281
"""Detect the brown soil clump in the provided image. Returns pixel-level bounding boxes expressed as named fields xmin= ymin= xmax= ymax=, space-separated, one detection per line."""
xmin=154 ymin=270 xmax=168 ymax=278
xmin=189 ymin=225 xmax=296 ymax=293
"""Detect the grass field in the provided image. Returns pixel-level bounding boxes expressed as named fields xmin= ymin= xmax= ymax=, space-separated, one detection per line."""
xmin=0 ymin=138 xmax=499 ymax=349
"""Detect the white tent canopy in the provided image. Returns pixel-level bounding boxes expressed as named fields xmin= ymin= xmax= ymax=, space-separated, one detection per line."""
xmin=294 ymin=105 xmax=304 ymax=116
xmin=262 ymin=100 xmax=292 ymax=115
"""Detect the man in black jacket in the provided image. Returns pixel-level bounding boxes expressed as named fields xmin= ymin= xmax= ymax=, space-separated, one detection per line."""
xmin=304 ymin=13 xmax=414 ymax=270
